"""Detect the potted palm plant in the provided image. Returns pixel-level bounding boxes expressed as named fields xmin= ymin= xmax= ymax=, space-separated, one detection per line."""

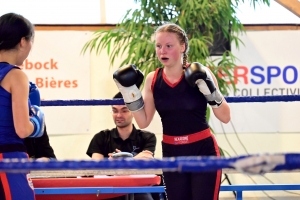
xmin=83 ymin=0 xmax=269 ymax=92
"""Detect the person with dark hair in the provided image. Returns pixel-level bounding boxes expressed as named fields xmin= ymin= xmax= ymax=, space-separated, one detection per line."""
xmin=86 ymin=93 xmax=157 ymax=200
xmin=113 ymin=22 xmax=231 ymax=200
xmin=87 ymin=92 xmax=156 ymax=161
xmin=0 ymin=13 xmax=45 ymax=199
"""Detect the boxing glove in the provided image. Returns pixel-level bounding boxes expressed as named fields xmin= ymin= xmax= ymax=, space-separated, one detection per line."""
xmin=29 ymin=82 xmax=41 ymax=106
xmin=185 ymin=62 xmax=223 ymax=108
xmin=29 ymin=105 xmax=45 ymax=138
xmin=113 ymin=64 xmax=144 ymax=112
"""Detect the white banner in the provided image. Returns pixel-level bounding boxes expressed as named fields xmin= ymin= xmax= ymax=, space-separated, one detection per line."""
xmin=210 ymin=30 xmax=300 ymax=133
xmin=22 ymin=31 xmax=91 ymax=135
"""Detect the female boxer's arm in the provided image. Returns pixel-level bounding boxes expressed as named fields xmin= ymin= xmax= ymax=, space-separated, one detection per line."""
xmin=208 ymin=70 xmax=231 ymax=123
xmin=10 ymin=69 xmax=35 ymax=138
xmin=132 ymin=72 xmax=156 ymax=129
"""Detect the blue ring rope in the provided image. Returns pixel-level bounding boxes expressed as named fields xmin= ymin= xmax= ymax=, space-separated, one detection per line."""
xmin=1 ymin=154 xmax=300 ymax=173
xmin=41 ymin=95 xmax=300 ymax=106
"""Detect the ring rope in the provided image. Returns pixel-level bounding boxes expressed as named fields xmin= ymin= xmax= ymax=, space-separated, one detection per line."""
xmin=40 ymin=95 xmax=300 ymax=106
xmin=23 ymin=96 xmax=300 ymax=176
xmin=1 ymin=153 xmax=300 ymax=174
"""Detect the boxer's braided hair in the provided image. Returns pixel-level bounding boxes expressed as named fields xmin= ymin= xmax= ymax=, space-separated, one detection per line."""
xmin=155 ymin=23 xmax=189 ymax=69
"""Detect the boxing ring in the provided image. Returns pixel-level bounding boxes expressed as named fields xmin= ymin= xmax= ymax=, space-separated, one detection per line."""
xmin=2 ymin=153 xmax=300 ymax=200
xmin=3 ymin=95 xmax=300 ymax=200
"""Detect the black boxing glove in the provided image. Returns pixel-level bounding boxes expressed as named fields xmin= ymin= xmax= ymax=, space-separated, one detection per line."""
xmin=113 ymin=64 xmax=144 ymax=112
xmin=185 ymin=62 xmax=223 ymax=108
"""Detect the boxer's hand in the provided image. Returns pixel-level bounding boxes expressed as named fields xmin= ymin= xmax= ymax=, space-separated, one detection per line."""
xmin=108 ymin=149 xmax=121 ymax=159
xmin=134 ymin=150 xmax=154 ymax=160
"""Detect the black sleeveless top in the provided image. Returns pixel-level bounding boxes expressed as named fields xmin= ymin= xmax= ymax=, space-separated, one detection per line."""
xmin=152 ymin=68 xmax=209 ymax=136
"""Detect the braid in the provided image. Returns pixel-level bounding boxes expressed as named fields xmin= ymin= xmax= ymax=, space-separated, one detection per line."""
xmin=179 ymin=29 xmax=189 ymax=69
xmin=173 ymin=27 xmax=189 ymax=69
xmin=183 ymin=53 xmax=188 ymax=69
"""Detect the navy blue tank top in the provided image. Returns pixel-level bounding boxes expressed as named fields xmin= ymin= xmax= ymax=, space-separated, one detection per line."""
xmin=152 ymin=68 xmax=209 ymax=136
xmin=0 ymin=62 xmax=24 ymax=145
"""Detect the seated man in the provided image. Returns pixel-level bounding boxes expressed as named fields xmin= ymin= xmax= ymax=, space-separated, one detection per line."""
xmin=86 ymin=93 xmax=157 ymax=200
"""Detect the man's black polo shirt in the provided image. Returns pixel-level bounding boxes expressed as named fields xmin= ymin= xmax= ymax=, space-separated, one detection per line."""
xmin=24 ymin=125 xmax=56 ymax=159
xmin=86 ymin=125 xmax=156 ymax=158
